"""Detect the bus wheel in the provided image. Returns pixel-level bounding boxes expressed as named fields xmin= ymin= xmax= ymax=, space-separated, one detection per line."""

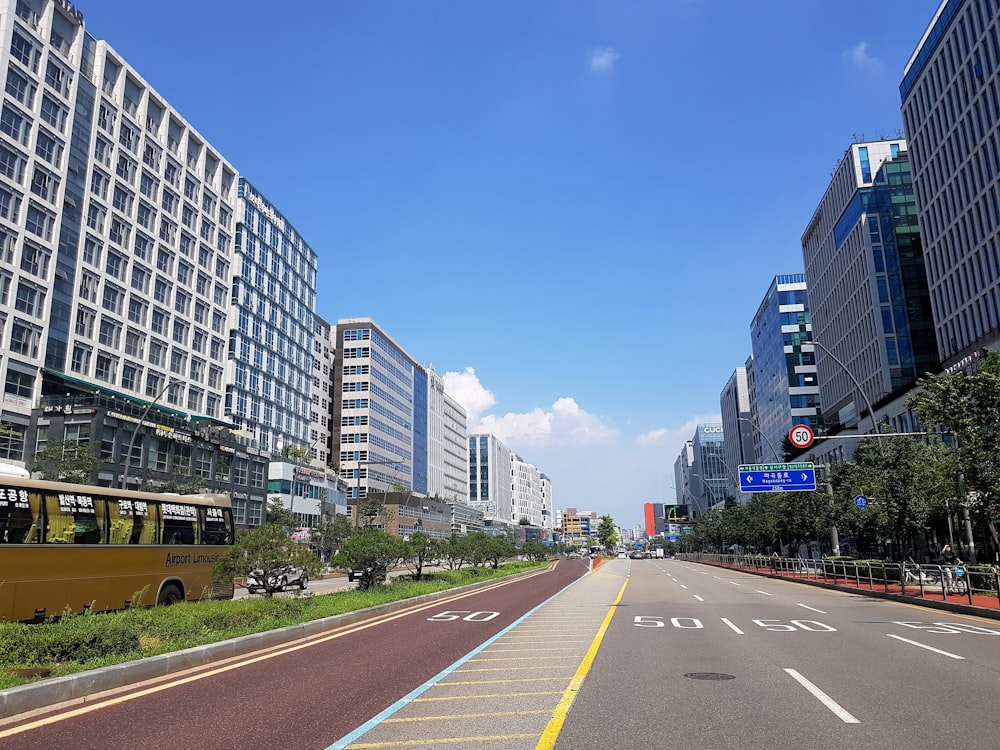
xmin=157 ymin=584 xmax=184 ymax=606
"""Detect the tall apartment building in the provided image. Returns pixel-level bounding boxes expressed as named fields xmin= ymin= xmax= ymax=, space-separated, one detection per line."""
xmin=801 ymin=141 xmax=938 ymax=434
xmin=229 ymin=178 xmax=317 ymax=455
xmin=425 ymin=365 xmax=468 ymax=505
xmin=333 ymin=318 xmax=427 ymax=501
xmin=0 ymin=1 xmax=327 ymax=527
xmin=719 ymin=365 xmax=754 ymax=502
xmin=749 ymin=274 xmax=822 ymax=458
xmin=900 ymin=0 xmax=1000 ymax=367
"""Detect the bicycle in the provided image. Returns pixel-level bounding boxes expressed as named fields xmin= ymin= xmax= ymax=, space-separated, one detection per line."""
xmin=943 ymin=564 xmax=968 ymax=595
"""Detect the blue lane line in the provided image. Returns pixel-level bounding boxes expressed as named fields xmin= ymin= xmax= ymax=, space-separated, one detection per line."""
xmin=326 ymin=569 xmax=590 ymax=750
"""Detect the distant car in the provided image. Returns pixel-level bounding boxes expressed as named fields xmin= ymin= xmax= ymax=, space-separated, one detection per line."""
xmin=629 ymin=551 xmax=643 ymax=559
xmin=616 ymin=552 xmax=627 ymax=559
xmin=246 ymin=564 xmax=308 ymax=593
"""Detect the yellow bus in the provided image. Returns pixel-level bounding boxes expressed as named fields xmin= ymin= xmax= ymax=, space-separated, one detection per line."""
xmin=0 ymin=476 xmax=234 ymax=622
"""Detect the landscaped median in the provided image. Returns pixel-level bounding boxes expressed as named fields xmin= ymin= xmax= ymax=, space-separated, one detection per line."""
xmin=0 ymin=560 xmax=549 ymax=716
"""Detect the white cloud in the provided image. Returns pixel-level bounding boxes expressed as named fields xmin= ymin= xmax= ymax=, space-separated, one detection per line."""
xmin=590 ymin=47 xmax=621 ymax=73
xmin=475 ymin=396 xmax=618 ymax=447
xmin=843 ymin=42 xmax=883 ymax=75
xmin=444 ymin=367 xmax=720 ymax=528
xmin=443 ymin=367 xmax=495 ymax=425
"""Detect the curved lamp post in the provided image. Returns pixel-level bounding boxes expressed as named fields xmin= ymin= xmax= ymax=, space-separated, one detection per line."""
xmin=807 ymin=339 xmax=882 ymax=445
xmin=738 ymin=416 xmax=781 ymax=463
xmin=120 ymin=379 xmax=183 ymax=489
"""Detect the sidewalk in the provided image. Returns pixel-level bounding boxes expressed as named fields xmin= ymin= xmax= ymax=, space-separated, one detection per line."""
xmin=697 ymin=558 xmax=1000 ymax=620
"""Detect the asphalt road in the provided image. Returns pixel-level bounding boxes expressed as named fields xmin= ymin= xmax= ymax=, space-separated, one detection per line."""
xmin=557 ymin=558 xmax=1000 ymax=750
xmin=3 ymin=558 xmax=999 ymax=750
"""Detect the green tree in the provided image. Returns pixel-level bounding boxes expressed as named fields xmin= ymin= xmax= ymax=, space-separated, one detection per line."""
xmin=266 ymin=496 xmax=299 ymax=529
xmin=358 ymin=499 xmax=395 ymax=528
xmin=30 ymin=439 xmax=105 ymax=483
xmin=830 ymin=434 xmax=951 ymax=557
xmin=308 ymin=514 xmax=355 ymax=562
xmin=474 ymin=532 xmax=516 ymax=569
xmin=596 ymin=515 xmax=618 ymax=551
xmin=339 ymin=527 xmax=407 ymax=590
xmin=520 ymin=540 xmax=550 ymax=560
xmin=440 ymin=533 xmax=474 ymax=570
xmin=908 ymin=350 xmax=1000 ymax=558
xmin=405 ymin=531 xmax=438 ymax=580
xmin=280 ymin=445 xmax=310 ymax=462
xmin=213 ymin=524 xmax=320 ymax=597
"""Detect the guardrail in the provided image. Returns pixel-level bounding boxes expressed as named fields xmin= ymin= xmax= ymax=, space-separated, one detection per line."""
xmin=682 ymin=553 xmax=1000 ymax=610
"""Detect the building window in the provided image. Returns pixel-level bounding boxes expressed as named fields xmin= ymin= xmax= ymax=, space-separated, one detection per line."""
xmin=25 ymin=203 xmax=54 ymax=241
xmin=94 ymin=353 xmax=116 ymax=382
xmin=4 ymin=369 xmax=33 ymax=399
xmin=34 ymin=129 xmax=62 ymax=167
xmin=5 ymin=67 xmax=35 ymax=107
xmin=127 ymin=297 xmax=147 ymax=325
xmin=9 ymin=321 xmax=40 ymax=357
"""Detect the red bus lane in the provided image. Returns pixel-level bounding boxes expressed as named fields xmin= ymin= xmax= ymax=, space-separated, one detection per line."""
xmin=0 ymin=559 xmax=589 ymax=750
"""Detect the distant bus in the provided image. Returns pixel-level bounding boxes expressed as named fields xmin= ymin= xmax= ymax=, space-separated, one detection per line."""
xmin=0 ymin=476 xmax=234 ymax=622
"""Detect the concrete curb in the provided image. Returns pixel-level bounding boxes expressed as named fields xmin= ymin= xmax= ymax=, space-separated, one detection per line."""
xmin=0 ymin=570 xmax=539 ymax=720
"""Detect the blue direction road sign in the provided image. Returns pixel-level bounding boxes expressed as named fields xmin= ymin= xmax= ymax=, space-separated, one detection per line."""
xmin=854 ymin=495 xmax=868 ymax=508
xmin=739 ymin=463 xmax=816 ymax=493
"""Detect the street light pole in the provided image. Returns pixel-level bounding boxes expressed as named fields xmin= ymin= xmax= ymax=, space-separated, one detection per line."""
xmin=121 ymin=379 xmax=183 ymax=489
xmin=806 ymin=339 xmax=882 ymax=445
xmin=737 ymin=416 xmax=781 ymax=463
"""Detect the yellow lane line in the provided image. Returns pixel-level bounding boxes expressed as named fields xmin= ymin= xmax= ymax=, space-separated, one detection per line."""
xmin=453 ymin=666 xmax=576 ymax=673
xmin=466 ymin=656 xmax=578 ymax=662
xmin=347 ymin=733 xmax=538 ymax=748
xmin=438 ymin=676 xmax=576 ymax=686
xmin=382 ymin=710 xmax=550 ymax=723
xmin=479 ymin=646 xmax=580 ymax=652
xmin=535 ymin=577 xmax=629 ymax=750
xmin=413 ymin=691 xmax=562 ymax=702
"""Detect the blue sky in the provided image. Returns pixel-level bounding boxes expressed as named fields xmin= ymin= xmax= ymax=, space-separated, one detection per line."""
xmin=83 ymin=1 xmax=941 ymax=529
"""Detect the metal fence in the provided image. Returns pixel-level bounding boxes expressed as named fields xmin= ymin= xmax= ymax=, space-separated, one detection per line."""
xmin=682 ymin=553 xmax=1000 ymax=610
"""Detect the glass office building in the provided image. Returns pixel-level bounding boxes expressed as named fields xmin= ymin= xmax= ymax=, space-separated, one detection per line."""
xmin=749 ymin=274 xmax=822 ymax=458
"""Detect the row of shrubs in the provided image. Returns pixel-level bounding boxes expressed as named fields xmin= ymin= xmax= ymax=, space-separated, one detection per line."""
xmin=0 ymin=560 xmax=547 ymax=690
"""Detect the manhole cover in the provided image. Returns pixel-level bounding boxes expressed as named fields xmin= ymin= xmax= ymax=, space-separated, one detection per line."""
xmin=684 ymin=672 xmax=736 ymax=681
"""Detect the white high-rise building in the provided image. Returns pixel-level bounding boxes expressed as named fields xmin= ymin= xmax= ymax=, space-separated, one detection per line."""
xmin=719 ymin=365 xmax=754 ymax=502
xmin=333 ymin=318 xmax=425 ymax=500
xmin=0 ymin=1 xmax=320 ymax=528
xmin=426 ymin=365 xmax=468 ymax=505
xmin=468 ymin=433 xmax=549 ymax=528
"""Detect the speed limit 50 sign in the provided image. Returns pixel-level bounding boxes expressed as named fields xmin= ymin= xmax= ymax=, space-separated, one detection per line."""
xmin=789 ymin=424 xmax=815 ymax=449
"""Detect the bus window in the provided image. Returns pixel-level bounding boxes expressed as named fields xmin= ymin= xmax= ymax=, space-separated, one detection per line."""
xmin=44 ymin=491 xmax=106 ymax=544
xmin=0 ymin=486 xmax=40 ymax=543
xmin=108 ymin=497 xmax=157 ymax=544
xmin=161 ymin=500 xmax=197 ymax=544
xmin=200 ymin=505 xmax=232 ymax=545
